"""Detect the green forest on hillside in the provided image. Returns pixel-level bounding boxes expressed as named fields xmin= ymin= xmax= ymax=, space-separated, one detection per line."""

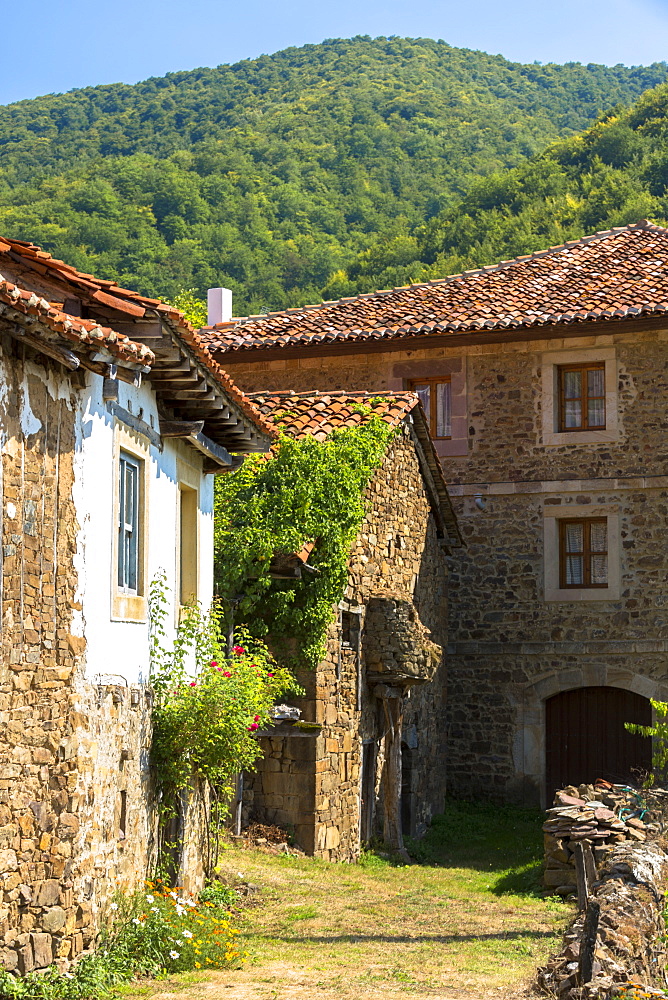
xmin=343 ymin=83 xmax=668 ymax=292
xmin=0 ymin=36 xmax=665 ymax=313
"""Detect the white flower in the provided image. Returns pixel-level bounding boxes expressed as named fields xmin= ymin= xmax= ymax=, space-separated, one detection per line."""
xmin=132 ymin=918 xmax=141 ymax=925
xmin=146 ymin=894 xmax=154 ymax=903
xmin=151 ymin=907 xmax=159 ymax=913
xmin=182 ymin=929 xmax=193 ymax=939
xmin=169 ymin=950 xmax=180 ymax=959
xmin=186 ymin=899 xmax=197 ymax=907
xmin=109 ymin=903 xmax=118 ymax=911
xmin=169 ymin=891 xmax=178 ymax=899
xmin=175 ymin=904 xmax=186 ymax=916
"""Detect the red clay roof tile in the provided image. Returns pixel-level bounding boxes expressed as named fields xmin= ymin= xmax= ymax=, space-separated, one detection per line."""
xmin=0 ymin=279 xmax=155 ymax=365
xmin=200 ymin=222 xmax=668 ymax=356
xmin=249 ymin=390 xmax=419 ymax=441
xmin=0 ymin=236 xmax=275 ymax=439
xmin=249 ymin=391 xmax=461 ymax=543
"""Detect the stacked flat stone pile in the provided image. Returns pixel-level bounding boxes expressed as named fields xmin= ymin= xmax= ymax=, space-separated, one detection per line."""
xmin=538 ymin=840 xmax=668 ymax=998
xmin=543 ymin=781 xmax=666 ymax=895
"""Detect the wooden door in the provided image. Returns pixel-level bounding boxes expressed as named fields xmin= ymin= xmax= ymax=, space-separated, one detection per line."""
xmin=545 ymin=686 xmax=651 ymax=798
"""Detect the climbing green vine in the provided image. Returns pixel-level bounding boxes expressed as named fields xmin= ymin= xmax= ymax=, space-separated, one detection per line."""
xmin=214 ymin=416 xmax=397 ymax=669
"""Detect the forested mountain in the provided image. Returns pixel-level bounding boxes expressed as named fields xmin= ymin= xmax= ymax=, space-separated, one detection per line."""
xmin=342 ymin=84 xmax=668 ymax=295
xmin=0 ymin=36 xmax=665 ymax=313
xmin=341 ymin=84 xmax=668 ymax=294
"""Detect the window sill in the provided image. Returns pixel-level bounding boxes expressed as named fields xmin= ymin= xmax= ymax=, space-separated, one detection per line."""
xmin=544 ymin=585 xmax=620 ymax=602
xmin=111 ymin=592 xmax=148 ymax=623
xmin=543 ymin=428 xmax=618 ymax=447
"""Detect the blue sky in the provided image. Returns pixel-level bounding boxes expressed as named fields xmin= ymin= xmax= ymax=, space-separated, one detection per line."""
xmin=3 ymin=0 xmax=668 ymax=106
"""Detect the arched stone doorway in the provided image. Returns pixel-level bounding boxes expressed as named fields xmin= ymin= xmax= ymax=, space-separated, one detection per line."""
xmin=545 ymin=686 xmax=652 ymax=797
xmin=511 ymin=667 xmax=668 ymax=806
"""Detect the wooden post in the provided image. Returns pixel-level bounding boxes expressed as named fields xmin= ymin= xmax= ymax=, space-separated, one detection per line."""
xmin=375 ymin=685 xmax=405 ymax=851
xmin=578 ymin=899 xmax=601 ymax=984
xmin=583 ymin=839 xmax=596 ymax=885
xmin=574 ymin=842 xmax=591 ymax=911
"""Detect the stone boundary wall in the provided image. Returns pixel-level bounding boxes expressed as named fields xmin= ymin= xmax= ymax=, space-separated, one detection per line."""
xmin=543 ymin=782 xmax=661 ymax=896
xmin=538 ymin=840 xmax=668 ymax=998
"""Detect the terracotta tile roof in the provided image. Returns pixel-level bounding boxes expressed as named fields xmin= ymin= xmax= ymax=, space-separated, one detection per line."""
xmin=249 ymin=391 xmax=461 ymax=544
xmin=201 ymin=221 xmax=668 ymax=355
xmin=0 ymin=236 xmax=275 ymax=439
xmin=250 ymin=390 xmax=420 ymax=441
xmin=0 ymin=236 xmax=162 ymax=318
xmin=0 ymin=276 xmax=155 ymax=365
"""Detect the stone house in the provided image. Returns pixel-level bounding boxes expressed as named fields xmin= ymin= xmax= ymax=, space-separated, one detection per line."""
xmin=0 ymin=237 xmax=274 ymax=974
xmin=202 ymin=220 xmax=668 ymax=807
xmin=239 ymin=391 xmax=460 ymax=860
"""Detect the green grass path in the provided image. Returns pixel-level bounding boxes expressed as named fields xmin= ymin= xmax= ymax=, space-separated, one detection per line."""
xmin=119 ymin=802 xmax=569 ymax=1000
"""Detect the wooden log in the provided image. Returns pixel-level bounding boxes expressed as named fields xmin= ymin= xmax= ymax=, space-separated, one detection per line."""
xmin=583 ymin=839 xmax=597 ymax=885
xmin=159 ymin=419 xmax=205 ymax=438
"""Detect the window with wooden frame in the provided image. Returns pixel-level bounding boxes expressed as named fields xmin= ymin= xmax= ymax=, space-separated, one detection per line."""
xmin=118 ymin=451 xmax=141 ymax=594
xmin=558 ymin=363 xmax=605 ymax=431
xmin=179 ymin=484 xmax=198 ymax=607
xmin=408 ymin=377 xmax=451 ymax=439
xmin=559 ymin=518 xmax=608 ymax=589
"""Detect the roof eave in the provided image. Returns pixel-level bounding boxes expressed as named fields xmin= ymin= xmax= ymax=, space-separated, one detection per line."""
xmin=402 ymin=406 xmax=462 ymax=547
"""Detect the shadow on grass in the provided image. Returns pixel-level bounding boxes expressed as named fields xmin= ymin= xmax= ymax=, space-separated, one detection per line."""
xmin=257 ymin=928 xmax=556 ymax=945
xmin=400 ymin=799 xmax=546 ymax=897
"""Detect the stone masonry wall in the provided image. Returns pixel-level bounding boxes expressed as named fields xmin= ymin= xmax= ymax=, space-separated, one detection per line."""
xmin=0 ymin=341 xmax=87 ymax=973
xmin=223 ymin=327 xmax=668 ymax=806
xmin=245 ymin=426 xmax=449 ymax=858
xmin=0 ymin=339 xmax=190 ymax=975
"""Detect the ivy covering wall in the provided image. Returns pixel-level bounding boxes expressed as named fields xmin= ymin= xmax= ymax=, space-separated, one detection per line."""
xmin=214 ymin=417 xmax=397 ymax=669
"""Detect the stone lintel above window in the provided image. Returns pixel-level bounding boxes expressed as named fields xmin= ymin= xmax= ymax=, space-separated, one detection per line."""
xmin=390 ymin=357 xmax=468 ymax=457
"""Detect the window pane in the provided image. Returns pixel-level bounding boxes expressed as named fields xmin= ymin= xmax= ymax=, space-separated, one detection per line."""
xmin=590 ymin=554 xmax=608 ymax=585
xmin=587 ymin=367 xmax=605 ymax=397
xmin=414 ymin=384 xmax=431 ymax=424
xmin=589 ymin=521 xmax=607 ymax=553
xmin=119 ymin=453 xmax=139 ymax=593
xmin=564 ymin=523 xmax=584 ymax=554
xmin=566 ymin=555 xmax=584 ymax=585
xmin=118 ymin=460 xmax=126 ymax=587
xmin=564 ymin=399 xmax=582 ymax=428
xmin=124 ymin=463 xmax=135 ymax=529
xmin=435 ymin=381 xmax=451 ymax=438
xmin=588 ymin=397 xmax=605 ymax=427
xmin=563 ymin=370 xmax=582 ymax=399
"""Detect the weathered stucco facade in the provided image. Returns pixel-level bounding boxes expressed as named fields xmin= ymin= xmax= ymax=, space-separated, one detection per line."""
xmin=243 ymin=404 xmax=455 ymax=859
xmin=213 ymin=232 xmax=668 ymax=808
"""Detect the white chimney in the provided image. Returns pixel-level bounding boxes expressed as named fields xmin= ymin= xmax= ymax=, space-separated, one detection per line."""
xmin=207 ymin=287 xmax=233 ymax=326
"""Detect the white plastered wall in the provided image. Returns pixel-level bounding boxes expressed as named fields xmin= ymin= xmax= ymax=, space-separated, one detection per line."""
xmin=72 ymin=373 xmax=214 ymax=685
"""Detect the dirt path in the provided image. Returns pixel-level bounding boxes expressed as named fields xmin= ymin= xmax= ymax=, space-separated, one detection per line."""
xmin=129 ymin=963 xmax=539 ymax=1000
xmin=119 ymin=809 xmax=569 ymax=1000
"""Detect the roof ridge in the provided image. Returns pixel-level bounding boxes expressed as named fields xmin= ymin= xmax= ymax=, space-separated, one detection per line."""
xmin=206 ymin=221 xmax=668 ymax=331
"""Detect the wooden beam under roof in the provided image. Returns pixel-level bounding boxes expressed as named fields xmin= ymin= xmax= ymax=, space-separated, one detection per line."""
xmin=159 ymin=419 xmax=205 ymax=438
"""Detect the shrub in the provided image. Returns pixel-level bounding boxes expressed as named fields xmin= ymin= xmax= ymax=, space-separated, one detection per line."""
xmin=0 ymin=881 xmax=244 ymax=999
